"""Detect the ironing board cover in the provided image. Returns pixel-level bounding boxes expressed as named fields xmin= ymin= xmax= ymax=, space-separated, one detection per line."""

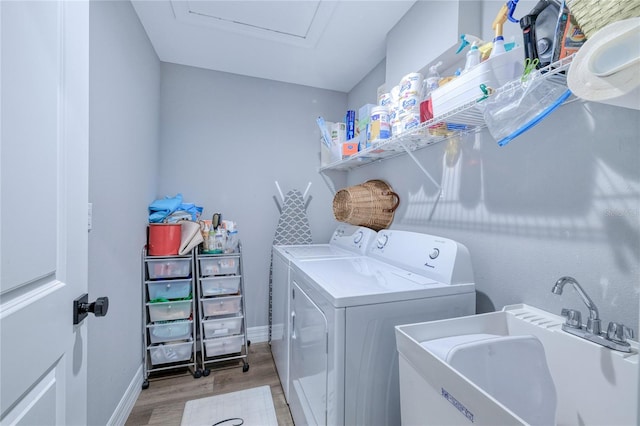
xmin=269 ymin=189 xmax=312 ymax=341
xmin=273 ymin=190 xmax=312 ymax=246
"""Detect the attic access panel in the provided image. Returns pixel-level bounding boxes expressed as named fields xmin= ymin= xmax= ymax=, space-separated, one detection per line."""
xmin=171 ymin=0 xmax=335 ymax=47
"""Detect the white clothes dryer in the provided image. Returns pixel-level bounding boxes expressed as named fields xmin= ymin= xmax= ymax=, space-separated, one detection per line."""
xmin=271 ymin=224 xmax=377 ymax=402
xmin=287 ymin=230 xmax=476 ymax=426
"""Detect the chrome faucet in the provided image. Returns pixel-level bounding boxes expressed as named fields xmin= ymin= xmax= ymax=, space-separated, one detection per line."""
xmin=552 ymin=276 xmax=635 ymax=352
xmin=552 ymin=276 xmax=601 ymax=335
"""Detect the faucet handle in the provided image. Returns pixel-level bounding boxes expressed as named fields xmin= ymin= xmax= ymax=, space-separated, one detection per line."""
xmin=606 ymin=322 xmax=635 ymax=344
xmin=561 ymin=308 xmax=582 ymax=329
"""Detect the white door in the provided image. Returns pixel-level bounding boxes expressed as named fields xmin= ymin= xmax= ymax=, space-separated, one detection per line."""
xmin=1 ymin=1 xmax=90 ymax=425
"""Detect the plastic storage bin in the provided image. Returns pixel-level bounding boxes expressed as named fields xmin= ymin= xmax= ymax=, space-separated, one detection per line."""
xmin=147 ymin=279 xmax=192 ymax=300
xmin=202 ymin=314 xmax=244 ymax=338
xmin=199 ymin=256 xmax=239 ymax=277
xmin=147 ymin=320 xmax=193 ymax=344
xmin=200 ymin=276 xmax=241 ymax=296
xmin=201 ymin=295 xmax=242 ymax=317
xmin=148 ymin=340 xmax=193 ymax=365
xmin=431 ymin=46 xmax=523 ymax=117
xmin=147 ymin=300 xmax=192 ymax=322
xmin=204 ymin=335 xmax=244 ymax=357
xmin=146 ymin=257 xmax=192 ymax=280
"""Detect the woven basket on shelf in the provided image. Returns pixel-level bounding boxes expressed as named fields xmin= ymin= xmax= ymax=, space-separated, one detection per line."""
xmin=332 ymin=180 xmax=400 ymax=232
xmin=566 ymin=0 xmax=640 ymax=39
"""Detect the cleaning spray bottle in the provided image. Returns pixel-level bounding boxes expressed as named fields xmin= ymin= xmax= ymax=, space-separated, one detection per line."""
xmin=419 ymin=61 xmax=442 ymax=122
xmin=462 ymin=42 xmax=481 ymax=74
xmin=425 ymin=62 xmax=442 ymax=93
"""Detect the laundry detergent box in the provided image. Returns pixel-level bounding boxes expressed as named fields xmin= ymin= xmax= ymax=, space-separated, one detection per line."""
xmin=341 ymin=141 xmax=359 ymax=159
xmin=330 ymin=121 xmax=347 ymax=144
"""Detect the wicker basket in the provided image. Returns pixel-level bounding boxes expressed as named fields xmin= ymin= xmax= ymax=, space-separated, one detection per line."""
xmin=566 ymin=0 xmax=640 ymax=39
xmin=332 ymin=180 xmax=400 ymax=231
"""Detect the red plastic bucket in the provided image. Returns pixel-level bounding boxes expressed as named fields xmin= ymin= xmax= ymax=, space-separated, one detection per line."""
xmin=148 ymin=223 xmax=181 ymax=256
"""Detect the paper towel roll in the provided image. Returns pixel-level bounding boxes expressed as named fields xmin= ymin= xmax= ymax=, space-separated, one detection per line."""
xmin=399 ymin=72 xmax=423 ymax=97
xmin=378 ymin=92 xmax=393 ymax=107
xmin=567 ymin=17 xmax=640 ymax=110
xmin=390 ymin=85 xmax=401 ymax=102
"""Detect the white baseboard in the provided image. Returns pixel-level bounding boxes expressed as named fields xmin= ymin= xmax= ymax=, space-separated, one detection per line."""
xmin=108 ymin=364 xmax=143 ymax=426
xmin=247 ymin=325 xmax=269 ymax=344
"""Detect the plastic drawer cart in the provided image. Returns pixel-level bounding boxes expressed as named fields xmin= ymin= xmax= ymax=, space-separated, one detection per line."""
xmin=196 ymin=243 xmax=250 ymax=374
xmin=141 ymin=248 xmax=199 ymax=389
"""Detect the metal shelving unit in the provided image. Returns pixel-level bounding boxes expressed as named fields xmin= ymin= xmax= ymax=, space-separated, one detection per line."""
xmin=141 ymin=248 xmax=199 ymax=389
xmin=319 ymin=55 xmax=575 ymax=173
xmin=195 ymin=243 xmax=250 ymax=374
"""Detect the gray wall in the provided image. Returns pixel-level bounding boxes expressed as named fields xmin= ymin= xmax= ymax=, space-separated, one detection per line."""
xmin=84 ymin=1 xmax=639 ymax=422
xmin=88 ymin=1 xmax=160 ymax=424
xmin=345 ymin=0 xmax=640 ymax=331
xmin=158 ymin=63 xmax=347 ymax=328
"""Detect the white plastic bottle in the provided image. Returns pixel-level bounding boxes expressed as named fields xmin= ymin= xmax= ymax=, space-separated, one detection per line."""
xmin=425 ymin=61 xmax=442 ymax=93
xmin=462 ymin=42 xmax=481 ymax=74
xmin=490 ymin=35 xmax=507 ymax=58
xmin=226 ymin=230 xmax=239 ymax=253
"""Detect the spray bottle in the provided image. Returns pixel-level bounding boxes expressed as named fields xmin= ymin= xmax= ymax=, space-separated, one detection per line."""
xmin=462 ymin=42 xmax=481 ymax=74
xmin=419 ymin=61 xmax=442 ymax=122
xmin=425 ymin=61 xmax=442 ymax=93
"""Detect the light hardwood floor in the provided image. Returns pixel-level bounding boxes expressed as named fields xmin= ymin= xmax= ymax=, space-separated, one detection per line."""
xmin=126 ymin=342 xmax=294 ymax=425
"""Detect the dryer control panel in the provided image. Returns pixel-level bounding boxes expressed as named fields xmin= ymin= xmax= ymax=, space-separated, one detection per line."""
xmin=330 ymin=224 xmax=377 ymax=253
xmin=368 ymin=230 xmax=474 ymax=285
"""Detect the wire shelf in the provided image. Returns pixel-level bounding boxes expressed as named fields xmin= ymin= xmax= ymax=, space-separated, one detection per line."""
xmin=319 ymin=55 xmax=575 ymax=173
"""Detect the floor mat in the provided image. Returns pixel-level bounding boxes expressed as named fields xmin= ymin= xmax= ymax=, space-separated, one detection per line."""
xmin=180 ymin=386 xmax=278 ymax=426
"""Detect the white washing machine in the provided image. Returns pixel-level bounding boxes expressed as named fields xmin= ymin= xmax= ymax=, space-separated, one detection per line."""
xmin=287 ymin=230 xmax=476 ymax=426
xmin=271 ymin=224 xmax=377 ymax=402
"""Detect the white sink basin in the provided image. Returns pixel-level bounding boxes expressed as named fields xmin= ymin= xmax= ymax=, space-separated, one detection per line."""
xmin=395 ymin=304 xmax=639 ymax=426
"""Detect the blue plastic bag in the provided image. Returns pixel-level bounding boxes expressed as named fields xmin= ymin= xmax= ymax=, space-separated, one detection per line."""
xmin=148 ymin=194 xmax=183 ymax=223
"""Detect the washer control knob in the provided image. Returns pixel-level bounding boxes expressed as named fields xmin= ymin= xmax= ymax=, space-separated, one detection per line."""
xmin=376 ymin=234 xmax=389 ymax=249
xmin=353 ymin=231 xmax=363 ymax=244
xmin=429 ymin=248 xmax=440 ymax=259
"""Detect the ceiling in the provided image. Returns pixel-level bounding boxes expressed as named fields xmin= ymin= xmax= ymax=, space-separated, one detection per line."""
xmin=132 ymin=1 xmax=416 ymax=92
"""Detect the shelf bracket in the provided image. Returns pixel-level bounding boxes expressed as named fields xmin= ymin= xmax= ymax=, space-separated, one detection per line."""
xmin=397 ymin=138 xmax=443 ymax=220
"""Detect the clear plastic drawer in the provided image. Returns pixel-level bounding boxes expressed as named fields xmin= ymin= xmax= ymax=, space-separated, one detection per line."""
xmin=200 ymin=276 xmax=241 ymax=296
xmin=147 ymin=279 xmax=192 ymax=300
xmin=147 ymin=258 xmax=192 ymax=279
xmin=148 ymin=340 xmax=193 ymax=365
xmin=202 ymin=314 xmax=243 ymax=338
xmin=204 ymin=335 xmax=244 ymax=358
xmin=201 ymin=295 xmax=242 ymax=317
xmin=147 ymin=320 xmax=193 ymax=344
xmin=147 ymin=300 xmax=192 ymax=322
xmin=199 ymin=256 xmax=239 ymax=277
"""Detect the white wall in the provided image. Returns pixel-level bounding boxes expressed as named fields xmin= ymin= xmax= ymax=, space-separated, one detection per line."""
xmin=385 ymin=0 xmax=482 ymax=87
xmin=348 ymin=59 xmax=386 ymax=111
xmin=345 ymin=0 xmax=640 ymax=331
xmin=88 ymin=1 xmax=160 ymax=424
xmin=158 ymin=63 xmax=347 ymax=328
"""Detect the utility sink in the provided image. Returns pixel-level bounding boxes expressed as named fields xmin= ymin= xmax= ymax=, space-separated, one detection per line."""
xmin=395 ymin=304 xmax=639 ymax=426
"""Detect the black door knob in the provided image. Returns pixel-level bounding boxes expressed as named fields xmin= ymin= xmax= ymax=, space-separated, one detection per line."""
xmin=73 ymin=294 xmax=109 ymax=324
